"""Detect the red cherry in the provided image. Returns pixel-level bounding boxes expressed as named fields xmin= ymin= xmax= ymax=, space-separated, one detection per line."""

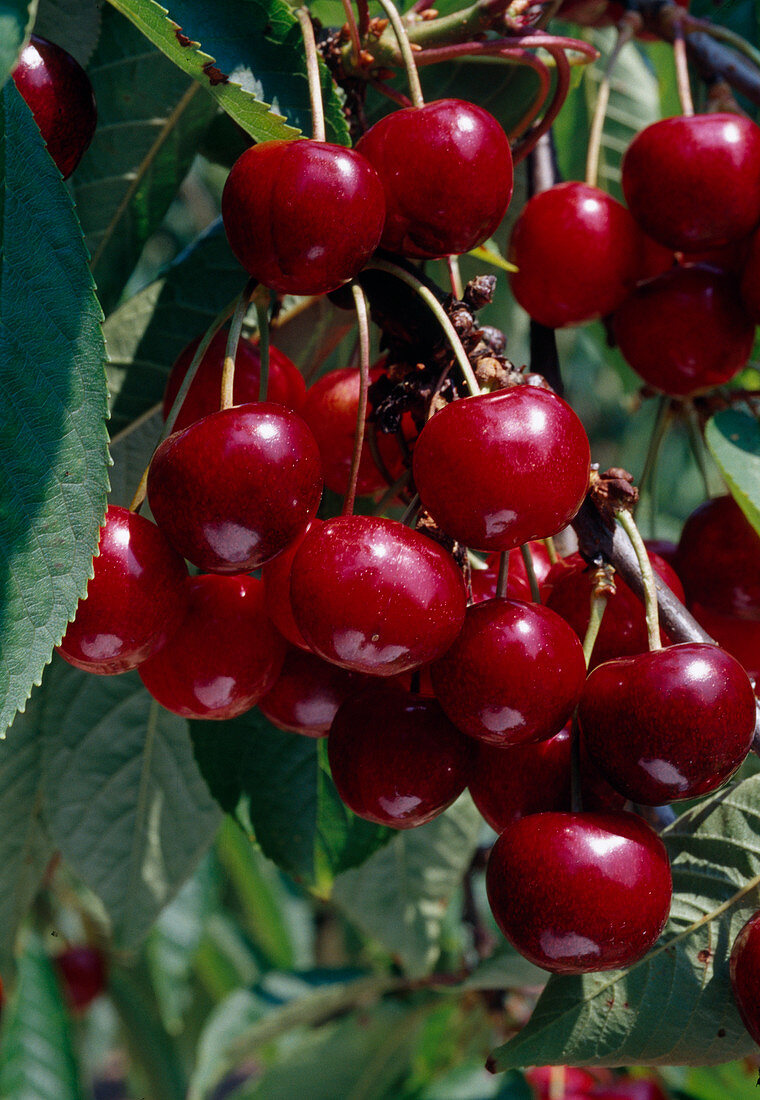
xmin=301 ymin=366 xmax=404 ymax=496
xmin=289 ymin=515 xmax=467 ymax=676
xmin=579 ymin=643 xmax=756 ymax=804
xmin=590 ymin=1083 xmax=669 ymax=1100
xmin=468 ymin=725 xmax=624 ymax=834
xmin=676 ymin=495 xmax=760 ymax=620
xmin=147 ymin=403 xmax=322 ymax=574
xmin=526 ymin=1066 xmax=601 ymax=1100
xmin=12 ymin=35 xmax=97 ymax=179
xmin=162 ymin=330 xmax=305 ymax=433
xmin=622 ymin=114 xmax=760 ymax=251
xmin=139 ymin=575 xmax=286 ymax=720
xmin=431 ymin=598 xmax=586 ymax=745
xmin=487 ymin=810 xmax=672 ymax=973
xmin=261 ymin=519 xmax=321 ymax=650
xmin=730 ymin=910 xmax=760 ymax=1046
xmin=691 ymin=604 xmax=760 ymax=691
xmin=740 ymin=227 xmax=760 ymax=322
xmin=643 ymin=538 xmax=679 ymax=569
xmin=544 ymin=550 xmax=684 ymax=669
xmin=327 ymin=681 xmax=474 ymax=828
xmin=57 ymin=506 xmax=189 ymax=675
xmin=54 ymin=946 xmax=107 ymax=1011
xmin=355 ymin=99 xmax=513 ymax=259
xmin=470 ymin=542 xmax=554 ymax=604
xmin=613 ymin=265 xmax=754 ymax=397
xmin=508 ymin=183 xmax=645 ymax=328
xmin=259 ymin=646 xmax=368 ymax=737
xmin=412 ymin=387 xmax=590 ymax=552
xmin=221 ymin=139 xmax=385 ymax=296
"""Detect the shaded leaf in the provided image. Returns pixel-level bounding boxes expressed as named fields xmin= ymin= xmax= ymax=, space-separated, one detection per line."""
xmin=705 ymin=408 xmax=760 ymax=537
xmin=0 ymin=81 xmax=109 ymax=735
xmin=33 ymin=0 xmax=101 ymax=66
xmin=489 ymin=775 xmax=760 ymax=1070
xmin=332 ymin=794 xmax=482 ymax=977
xmin=0 ymin=0 xmax=37 ymax=90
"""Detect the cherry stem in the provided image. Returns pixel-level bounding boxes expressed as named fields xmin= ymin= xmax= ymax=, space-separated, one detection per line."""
xmin=519 ymin=543 xmax=541 ymax=603
xmin=343 ymin=284 xmax=371 ymax=517
xmin=512 ymin=43 xmax=571 ymax=165
xmin=400 ymin=492 xmax=421 ymax=526
xmin=127 ymin=294 xmax=239 ymax=513
xmin=373 ymin=0 xmax=425 ymax=107
xmin=616 ymin=508 xmax=661 ymax=651
xmin=366 ymin=259 xmax=481 ymax=397
xmin=255 ymin=293 xmax=271 ymax=403
xmin=673 ymin=18 xmax=695 ymax=116
xmin=371 ymin=79 xmax=413 ymax=109
xmin=340 ymin=0 xmax=363 ymax=69
xmin=447 ymin=255 xmax=464 ymax=299
xmin=221 ymin=279 xmax=257 ymax=411
xmin=543 ymin=536 xmax=559 ymax=565
xmin=372 ymin=468 xmax=412 ymax=514
xmin=496 ymin=551 xmax=509 ymax=599
xmin=297 ymin=7 xmax=327 ymax=142
xmin=636 ymin=395 xmax=673 ymax=537
xmin=684 ymin=401 xmax=712 ymax=501
xmin=356 ymin=0 xmax=369 ymax=38
xmin=582 ymin=562 xmax=615 ymax=667
xmin=585 ymin=22 xmax=634 ymax=187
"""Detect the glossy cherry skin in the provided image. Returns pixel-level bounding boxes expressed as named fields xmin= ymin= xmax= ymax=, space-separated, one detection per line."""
xmin=221 ymin=139 xmax=385 ymax=296
xmin=469 ymin=726 xmax=624 ymax=834
xmin=622 ymin=114 xmax=760 ymax=252
xmin=508 ymin=183 xmax=645 ymax=328
xmin=431 ymin=598 xmax=587 ymax=745
xmin=55 ymin=946 xmax=107 ymax=1011
xmin=259 ymin=647 xmax=369 ymax=737
xmin=413 ymin=387 xmax=590 ymax=552
xmin=162 ymin=330 xmax=305 ymax=433
xmin=613 ymin=265 xmax=755 ymax=397
xmin=676 ymin=495 xmax=760 ymax=621
xmin=57 ymin=506 xmax=189 ymax=675
xmin=487 ymin=810 xmax=672 ymax=973
xmin=147 ymin=403 xmax=323 ymax=574
xmin=544 ymin=550 xmax=684 ymax=670
xmin=355 ymin=99 xmax=513 ymax=259
xmin=301 ymin=366 xmax=404 ymax=496
xmin=579 ymin=643 xmax=756 ymax=805
xmin=730 ymin=910 xmax=760 ymax=1046
xmin=12 ymin=35 xmax=97 ymax=179
xmin=327 ymin=681 xmax=474 ymax=828
xmin=139 ymin=575 xmax=286 ymax=720
xmin=261 ymin=518 xmax=321 ymax=650
xmin=289 ymin=515 xmax=467 ymax=676
xmin=691 ymin=604 xmax=760 ymax=691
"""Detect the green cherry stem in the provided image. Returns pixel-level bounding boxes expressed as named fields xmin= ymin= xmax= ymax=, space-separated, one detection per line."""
xmin=447 ymin=255 xmax=464 ymax=299
xmin=636 ymin=395 xmax=673 ymax=536
xmin=255 ymin=289 xmax=272 ymax=403
xmin=366 ymin=258 xmax=481 ymax=397
xmin=221 ymin=278 xmax=258 ymax=411
xmin=400 ymin=492 xmax=421 ymax=526
xmin=297 ymin=7 xmax=327 ymax=141
xmin=519 ymin=543 xmax=541 ymax=603
xmin=543 ymin=536 xmax=559 ymax=565
xmin=373 ymin=0 xmax=425 ymax=107
xmin=496 ymin=550 xmax=509 ymax=599
xmin=585 ymin=20 xmax=635 ymax=187
xmin=616 ymin=507 xmax=661 ymax=651
xmin=582 ymin=561 xmax=615 ymax=667
xmin=343 ymin=283 xmax=371 ymax=517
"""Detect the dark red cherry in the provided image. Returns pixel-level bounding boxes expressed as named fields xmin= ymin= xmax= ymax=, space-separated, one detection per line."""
xmin=259 ymin=646 xmax=369 ymax=737
xmin=261 ymin=518 xmax=321 ymax=650
xmin=55 ymin=946 xmax=107 ymax=1011
xmin=289 ymin=515 xmax=467 ymax=676
xmin=508 ymin=183 xmax=645 ymax=328
xmin=221 ymin=139 xmax=385 ymax=296
xmin=327 ymin=681 xmax=474 ymax=828
xmin=643 ymin=538 xmax=679 ymax=569
xmin=544 ymin=550 xmax=684 ymax=669
xmin=578 ymin=643 xmax=756 ymax=804
xmin=525 ymin=1066 xmax=601 ymax=1100
xmin=740 ymin=227 xmax=760 ymax=322
xmin=613 ymin=265 xmax=755 ymax=396
xmin=676 ymin=495 xmax=760 ymax=621
xmin=431 ymin=598 xmax=586 ymax=745
xmin=730 ymin=910 xmax=760 ymax=1046
xmin=12 ymin=35 xmax=97 ymax=179
xmin=301 ymin=366 xmax=404 ymax=496
xmin=147 ymin=403 xmax=322 ymax=574
xmin=486 ymin=810 xmax=672 ymax=973
xmin=139 ymin=575 xmax=286 ymax=720
xmin=691 ymin=604 xmax=760 ymax=691
xmin=355 ymin=99 xmax=513 ymax=259
xmin=413 ymin=387 xmax=590 ymax=552
xmin=57 ymin=506 xmax=189 ymax=675
xmin=590 ymin=1082 xmax=670 ymax=1100
xmin=622 ymin=114 xmax=760 ymax=252
xmin=468 ymin=726 xmax=624 ymax=834
xmin=162 ymin=330 xmax=305 ymax=433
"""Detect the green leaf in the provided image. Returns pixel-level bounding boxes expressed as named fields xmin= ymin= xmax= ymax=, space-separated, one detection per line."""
xmin=0 ymin=0 xmax=37 ymax=90
xmin=0 ymin=689 xmax=55 ymax=974
xmin=0 ymin=934 xmax=84 ymax=1100
xmin=705 ymin=408 xmax=760 ymax=537
xmin=34 ymin=0 xmax=102 ymax=66
xmin=332 ymin=794 xmax=482 ymax=977
xmin=75 ymin=6 xmax=218 ymax=317
xmin=105 ymin=0 xmax=349 ymax=145
xmin=41 ymin=659 xmax=222 ymax=947
xmin=488 ymin=775 xmax=760 ymax=1071
xmin=0 ymin=81 xmax=110 ymax=735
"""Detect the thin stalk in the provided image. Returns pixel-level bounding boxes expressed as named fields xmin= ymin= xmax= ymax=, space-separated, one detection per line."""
xmin=496 ymin=550 xmax=509 ymax=599
xmin=366 ymin=258 xmax=481 ymax=397
xmin=674 ymin=18 xmax=695 ymax=116
xmin=617 ymin=508 xmax=661 ymax=651
xmin=340 ymin=0 xmax=363 ymax=69
xmin=373 ymin=0 xmax=426 ymax=107
xmin=221 ymin=278 xmax=257 ymax=410
xmin=356 ymin=0 xmax=369 ymax=37
xmin=520 ymin=543 xmax=541 ymax=603
xmin=343 ymin=284 xmax=371 ymax=516
xmin=582 ymin=563 xmax=615 ymax=667
xmin=372 ymin=468 xmax=412 ymax=514
xmin=513 ymin=43 xmax=572 ymax=164
xmin=585 ymin=24 xmax=634 ymax=187
xmin=684 ymin=401 xmax=712 ymax=501
xmin=255 ymin=293 xmax=271 ymax=403
xmin=400 ymin=492 xmax=421 ymax=526
xmin=543 ymin=536 xmax=559 ymax=565
xmin=447 ymin=254 xmax=464 ymax=299
xmin=636 ymin=396 xmax=673 ymax=535
xmin=297 ymin=8 xmax=326 ymax=141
